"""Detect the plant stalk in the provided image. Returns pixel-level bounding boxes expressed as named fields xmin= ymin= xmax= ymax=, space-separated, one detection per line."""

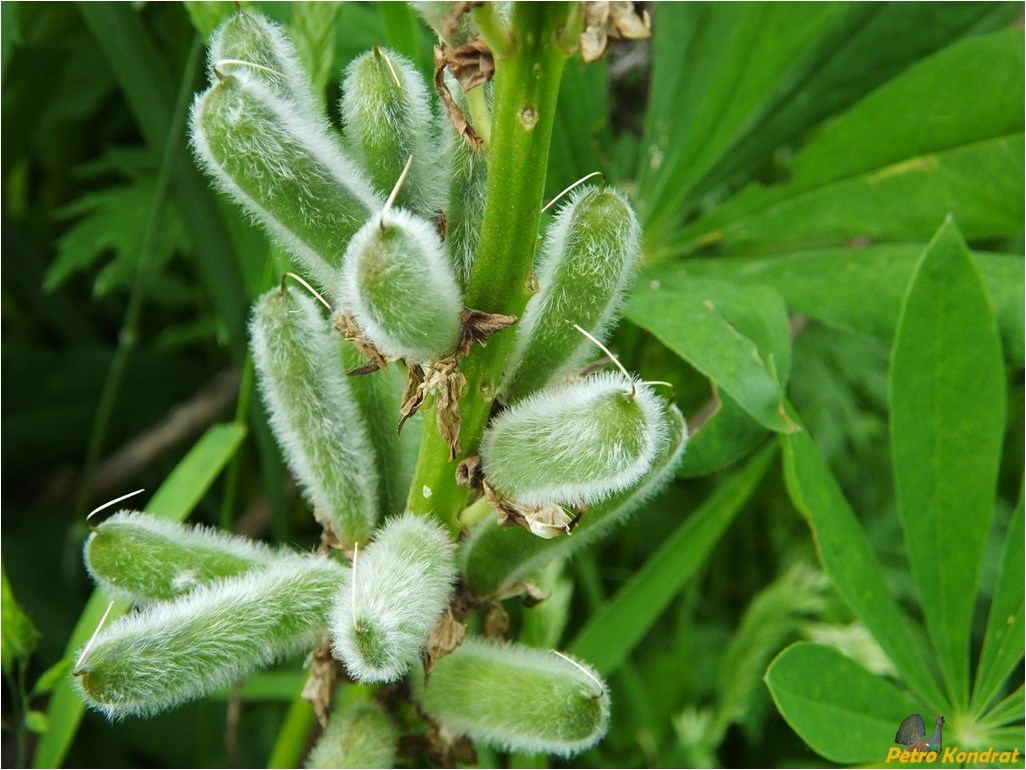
xmin=407 ymin=2 xmax=575 ymax=530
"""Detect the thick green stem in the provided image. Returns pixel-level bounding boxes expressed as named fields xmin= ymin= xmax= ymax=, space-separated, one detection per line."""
xmin=407 ymin=3 xmax=575 ymax=530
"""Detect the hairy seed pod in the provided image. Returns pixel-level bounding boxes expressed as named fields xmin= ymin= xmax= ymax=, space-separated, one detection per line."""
xmin=341 ymin=47 xmax=440 ymax=219
xmin=501 ymin=186 xmax=641 ymax=402
xmin=339 ymin=209 xmax=462 ymax=363
xmin=190 ymin=71 xmax=380 ymax=294
xmin=331 ymin=513 xmax=456 ymax=683
xmin=412 ymin=638 xmax=610 ymax=757
xmin=84 ymin=511 xmax=279 ymax=604
xmin=479 ymin=371 xmax=667 ymax=509
xmin=438 ymin=73 xmax=489 ymax=288
xmin=462 ymin=405 xmax=687 ymax=597
xmin=75 ymin=555 xmax=346 ymax=720
xmin=337 ymin=338 xmax=414 ymax=517
xmin=251 ymin=287 xmax=380 ymax=544
xmin=209 ymin=11 xmax=319 ymax=115
xmin=305 ymin=700 xmax=398 ymax=769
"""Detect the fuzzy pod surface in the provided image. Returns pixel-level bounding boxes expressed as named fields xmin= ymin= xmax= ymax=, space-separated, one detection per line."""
xmin=462 ymin=404 xmax=687 ymax=597
xmin=413 ymin=638 xmax=610 ymax=757
xmin=339 ymin=209 xmax=462 ymax=363
xmin=305 ymin=700 xmax=398 ymax=769
xmin=331 ymin=513 xmax=456 ymax=683
xmin=502 ymin=185 xmax=641 ymax=402
xmin=85 ymin=511 xmax=279 ymax=604
xmin=190 ymin=70 xmax=380 ymax=294
xmin=438 ymin=74 xmax=488 ymax=288
xmin=251 ymin=287 xmax=380 ymax=544
xmin=341 ymin=47 xmax=440 ymax=219
xmin=75 ymin=555 xmax=346 ymax=720
xmin=479 ymin=371 xmax=667 ymax=508
xmin=209 ymin=11 xmax=320 ymax=115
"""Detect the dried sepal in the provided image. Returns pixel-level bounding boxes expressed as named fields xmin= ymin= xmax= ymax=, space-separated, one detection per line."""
xmin=482 ymin=481 xmax=579 ymax=539
xmin=580 ymin=1 xmax=651 ymax=63
xmin=303 ymin=638 xmax=343 ymax=727
xmin=423 ymin=608 xmax=467 ymax=677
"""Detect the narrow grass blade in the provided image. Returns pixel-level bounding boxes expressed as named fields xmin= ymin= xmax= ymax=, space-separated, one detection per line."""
xmin=33 ymin=422 xmax=246 ymax=768
xmin=569 ymin=441 xmax=777 ymax=676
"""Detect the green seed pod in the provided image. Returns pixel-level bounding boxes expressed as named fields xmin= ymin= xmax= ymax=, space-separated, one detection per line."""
xmin=75 ymin=555 xmax=346 ymax=720
xmin=209 ymin=11 xmax=319 ymax=114
xmin=190 ymin=71 xmax=380 ymax=294
xmin=251 ymin=286 xmax=380 ymax=544
xmin=339 ymin=209 xmax=462 ymax=364
xmin=501 ymin=186 xmax=641 ymax=402
xmin=84 ymin=511 xmax=278 ymax=604
xmin=305 ymin=700 xmax=398 ymax=769
xmin=331 ymin=513 xmax=456 ymax=683
xmin=480 ymin=371 xmax=667 ymax=509
xmin=337 ymin=338 xmax=415 ymax=517
xmin=439 ymin=74 xmax=489 ymax=288
xmin=412 ymin=638 xmax=609 ymax=757
xmin=462 ymin=405 xmax=687 ymax=597
xmin=341 ymin=47 xmax=440 ymax=219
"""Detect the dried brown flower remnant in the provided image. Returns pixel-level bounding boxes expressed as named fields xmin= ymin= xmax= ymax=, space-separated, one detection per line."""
xmin=581 ymin=1 xmax=651 ymax=63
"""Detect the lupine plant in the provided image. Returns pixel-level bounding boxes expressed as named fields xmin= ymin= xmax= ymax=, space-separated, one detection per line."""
xmin=3 ymin=2 xmax=1021 ymax=768
xmin=71 ymin=4 xmax=683 ymax=764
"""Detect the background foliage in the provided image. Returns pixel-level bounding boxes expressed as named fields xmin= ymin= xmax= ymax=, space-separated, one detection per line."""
xmin=2 ymin=2 xmax=1022 ymax=767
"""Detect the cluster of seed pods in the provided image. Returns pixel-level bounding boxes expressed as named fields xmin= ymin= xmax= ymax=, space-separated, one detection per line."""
xmin=73 ymin=10 xmax=686 ymax=764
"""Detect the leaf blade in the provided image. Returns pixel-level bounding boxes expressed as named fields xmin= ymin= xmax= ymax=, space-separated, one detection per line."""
xmin=766 ymin=642 xmax=920 ymax=764
xmin=625 ymin=275 xmax=796 ymax=433
xmin=973 ymin=499 xmax=1025 ymax=714
xmin=781 ymin=428 xmax=947 ymax=712
xmin=671 ymin=29 xmax=1024 ymax=253
xmin=890 ymin=219 xmax=1007 ymax=710
xmin=569 ymin=441 xmax=777 ymax=676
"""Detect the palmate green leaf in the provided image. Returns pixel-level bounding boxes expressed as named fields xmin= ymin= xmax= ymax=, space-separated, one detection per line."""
xmin=973 ymin=500 xmax=1024 ymax=713
xmin=33 ymin=422 xmax=246 ymax=770
xmin=79 ymin=2 xmax=251 ymax=361
xmin=636 ymin=3 xmax=1018 ymax=248
xmin=569 ymin=441 xmax=777 ymax=676
xmin=48 ymin=161 xmax=191 ymax=296
xmin=677 ymin=247 xmax=1025 ymax=367
xmin=668 ymin=29 xmax=1024 ymax=256
xmin=636 ymin=2 xmax=854 ymax=242
xmin=890 ymin=219 xmax=1006 ymax=711
xmin=765 ymin=642 xmax=920 ymax=764
xmin=781 ymin=428 xmax=947 ymax=713
xmin=625 ymin=273 xmax=795 ymax=433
